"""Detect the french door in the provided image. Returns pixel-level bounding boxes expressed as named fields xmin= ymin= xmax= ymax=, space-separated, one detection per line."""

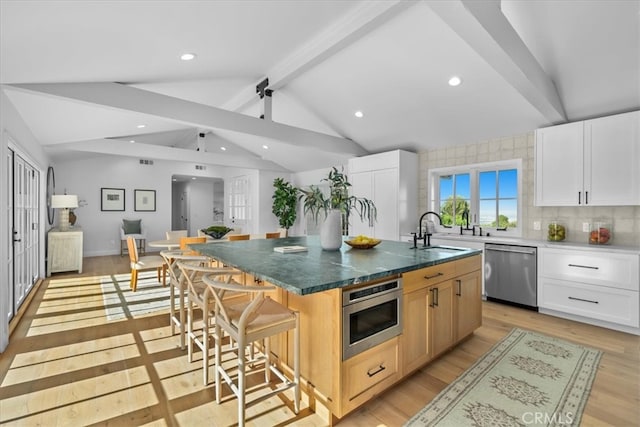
xmin=6 ymin=148 xmax=41 ymax=321
xmin=228 ymin=175 xmax=251 ymax=233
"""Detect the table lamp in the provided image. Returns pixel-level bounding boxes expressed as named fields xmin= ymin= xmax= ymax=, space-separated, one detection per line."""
xmin=51 ymin=195 xmax=78 ymax=231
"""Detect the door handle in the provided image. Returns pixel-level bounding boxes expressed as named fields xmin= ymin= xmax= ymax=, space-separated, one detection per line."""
xmin=433 ymin=287 xmax=439 ymax=307
xmin=456 ymin=279 xmax=462 ymax=296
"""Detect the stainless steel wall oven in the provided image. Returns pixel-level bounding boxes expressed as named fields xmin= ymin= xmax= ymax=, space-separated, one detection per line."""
xmin=342 ymin=277 xmax=403 ymax=360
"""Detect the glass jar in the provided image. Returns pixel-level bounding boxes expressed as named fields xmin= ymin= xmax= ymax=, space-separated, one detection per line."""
xmin=547 ymin=220 xmax=567 ymax=242
xmin=589 ymin=222 xmax=612 ymax=245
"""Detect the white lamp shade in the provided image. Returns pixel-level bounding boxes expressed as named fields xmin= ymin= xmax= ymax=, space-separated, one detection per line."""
xmin=51 ymin=194 xmax=78 ymax=209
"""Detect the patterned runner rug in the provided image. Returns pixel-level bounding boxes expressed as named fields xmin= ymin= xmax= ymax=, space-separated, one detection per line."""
xmin=405 ymin=328 xmax=602 ymax=426
xmin=100 ymin=271 xmax=169 ymax=321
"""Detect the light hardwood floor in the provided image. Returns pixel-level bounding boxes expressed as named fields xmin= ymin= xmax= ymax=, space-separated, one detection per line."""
xmin=1 ymin=254 xmax=638 ymax=426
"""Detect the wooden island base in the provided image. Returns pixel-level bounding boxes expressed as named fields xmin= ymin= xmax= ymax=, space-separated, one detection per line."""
xmin=241 ymin=254 xmax=482 ymax=424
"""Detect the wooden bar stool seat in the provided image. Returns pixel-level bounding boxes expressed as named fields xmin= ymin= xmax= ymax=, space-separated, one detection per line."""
xmin=203 ymin=274 xmax=300 ymax=427
xmin=177 ymin=260 xmax=244 ymax=385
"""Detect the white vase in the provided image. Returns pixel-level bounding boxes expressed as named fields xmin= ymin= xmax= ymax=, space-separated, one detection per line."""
xmin=320 ymin=209 xmax=342 ymax=251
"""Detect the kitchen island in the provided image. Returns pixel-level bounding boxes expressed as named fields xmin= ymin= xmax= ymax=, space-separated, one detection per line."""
xmin=192 ymin=236 xmax=483 ymax=424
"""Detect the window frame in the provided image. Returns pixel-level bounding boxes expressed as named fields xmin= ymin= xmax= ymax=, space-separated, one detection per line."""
xmin=428 ymin=159 xmax=523 ymax=237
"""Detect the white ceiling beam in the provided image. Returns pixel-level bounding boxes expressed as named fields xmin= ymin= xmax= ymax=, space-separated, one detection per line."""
xmin=8 ymin=82 xmax=368 ymax=156
xmin=50 ymin=139 xmax=288 ymax=171
xmin=221 ymin=0 xmax=416 ymax=112
xmin=428 ymin=0 xmax=567 ymax=124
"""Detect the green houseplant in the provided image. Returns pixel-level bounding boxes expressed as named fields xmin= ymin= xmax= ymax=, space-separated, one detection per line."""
xmin=298 ymin=167 xmax=376 ymax=249
xmin=272 ymin=177 xmax=298 ymax=236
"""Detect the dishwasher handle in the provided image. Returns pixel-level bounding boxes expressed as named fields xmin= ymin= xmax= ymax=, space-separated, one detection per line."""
xmin=485 ymin=245 xmax=536 ymax=255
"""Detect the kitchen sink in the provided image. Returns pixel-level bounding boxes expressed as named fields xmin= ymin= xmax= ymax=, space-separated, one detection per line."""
xmin=418 ymin=245 xmax=468 ymax=254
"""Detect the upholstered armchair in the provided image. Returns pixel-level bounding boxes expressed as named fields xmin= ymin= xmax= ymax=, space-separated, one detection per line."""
xmin=120 ymin=219 xmax=146 ymax=256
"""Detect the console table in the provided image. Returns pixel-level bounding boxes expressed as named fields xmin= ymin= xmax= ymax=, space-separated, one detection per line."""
xmin=47 ymin=227 xmax=83 ymax=276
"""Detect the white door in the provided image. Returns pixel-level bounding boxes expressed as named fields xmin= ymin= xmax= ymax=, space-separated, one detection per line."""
xmin=11 ymin=153 xmax=40 ymax=314
xmin=228 ymin=176 xmax=251 ymax=233
xmin=6 ymin=149 xmax=14 ymax=322
xmin=180 ymin=191 xmax=189 ymax=230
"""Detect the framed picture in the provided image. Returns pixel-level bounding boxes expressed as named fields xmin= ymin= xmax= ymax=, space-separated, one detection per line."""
xmin=101 ymin=188 xmax=125 ymax=211
xmin=135 ymin=189 xmax=156 ymax=212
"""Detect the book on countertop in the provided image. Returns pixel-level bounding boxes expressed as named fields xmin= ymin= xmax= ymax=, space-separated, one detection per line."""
xmin=273 ymin=246 xmax=308 ymax=253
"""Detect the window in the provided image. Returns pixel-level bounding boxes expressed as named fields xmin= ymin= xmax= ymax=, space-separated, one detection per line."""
xmin=429 ymin=160 xmax=521 ymax=235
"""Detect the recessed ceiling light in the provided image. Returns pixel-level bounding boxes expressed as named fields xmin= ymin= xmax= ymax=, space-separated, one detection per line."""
xmin=191 ymin=177 xmax=197 ymax=180
xmin=220 ymin=146 xmax=227 ymax=151
xmin=354 ymin=111 xmax=364 ymax=118
xmin=136 ymin=124 xmax=146 ymax=129
xmin=262 ymin=145 xmax=269 ymax=150
xmin=180 ymin=53 xmax=196 ymax=61
xmin=448 ymin=76 xmax=462 ymax=87
xmin=129 ymin=140 xmax=135 ymax=143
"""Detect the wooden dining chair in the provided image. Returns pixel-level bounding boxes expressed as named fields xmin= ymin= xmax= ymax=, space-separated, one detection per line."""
xmin=127 ymin=236 xmax=166 ymax=292
xmin=228 ymin=234 xmax=250 ymax=241
xmin=180 ymin=236 xmax=206 ymax=253
xmin=166 ymin=230 xmax=188 ymax=240
xmin=265 ymin=232 xmax=281 ymax=239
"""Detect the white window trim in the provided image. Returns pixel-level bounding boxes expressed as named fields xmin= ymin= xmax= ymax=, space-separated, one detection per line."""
xmin=428 ymin=159 xmax=523 ymax=237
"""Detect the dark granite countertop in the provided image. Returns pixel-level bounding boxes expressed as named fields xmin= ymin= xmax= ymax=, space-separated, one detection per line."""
xmin=190 ymin=236 xmax=481 ymax=295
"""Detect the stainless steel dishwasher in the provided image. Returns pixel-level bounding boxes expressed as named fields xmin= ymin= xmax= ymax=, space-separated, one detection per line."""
xmin=484 ymin=243 xmax=537 ymax=310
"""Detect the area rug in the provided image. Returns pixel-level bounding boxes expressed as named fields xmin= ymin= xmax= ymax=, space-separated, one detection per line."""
xmin=405 ymin=328 xmax=602 ymax=427
xmin=100 ymin=271 xmax=170 ymax=321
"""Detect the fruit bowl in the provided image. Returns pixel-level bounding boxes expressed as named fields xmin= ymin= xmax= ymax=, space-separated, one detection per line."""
xmin=345 ymin=238 xmax=381 ymax=249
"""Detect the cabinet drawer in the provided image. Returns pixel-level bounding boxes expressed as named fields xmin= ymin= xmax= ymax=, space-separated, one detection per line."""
xmin=539 ymin=277 xmax=639 ymax=327
xmin=539 ymin=248 xmax=639 ymax=291
xmin=455 ymin=254 xmax=482 ymax=276
xmin=403 ymin=262 xmax=455 ymax=293
xmin=343 ymin=337 xmax=399 ymax=404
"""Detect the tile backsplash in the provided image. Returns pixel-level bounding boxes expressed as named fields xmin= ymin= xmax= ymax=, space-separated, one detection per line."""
xmin=418 ymin=132 xmax=640 ymax=248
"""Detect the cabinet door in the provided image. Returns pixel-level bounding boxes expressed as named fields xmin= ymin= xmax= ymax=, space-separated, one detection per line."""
xmin=428 ymin=281 xmax=454 ymax=357
xmin=454 ymin=270 xmax=482 ymax=340
xmin=401 ymin=288 xmax=429 ymax=374
xmin=535 ymin=122 xmax=584 ymax=206
xmin=350 ymin=169 xmax=399 ymax=240
xmin=585 ymin=111 xmax=640 ymax=205
xmin=349 ymin=171 xmax=373 ymax=237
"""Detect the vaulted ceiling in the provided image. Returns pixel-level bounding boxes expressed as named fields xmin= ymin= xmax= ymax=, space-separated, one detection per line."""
xmin=1 ymin=0 xmax=638 ymax=172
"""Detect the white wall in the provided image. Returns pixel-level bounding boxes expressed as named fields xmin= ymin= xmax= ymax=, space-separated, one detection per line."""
xmin=53 ymin=156 xmax=230 ymax=256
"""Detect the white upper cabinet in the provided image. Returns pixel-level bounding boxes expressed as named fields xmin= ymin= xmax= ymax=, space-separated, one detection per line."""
xmin=584 ymin=111 xmax=640 ymax=205
xmin=348 ymin=150 xmax=417 ymax=241
xmin=535 ymin=110 xmax=640 ymax=206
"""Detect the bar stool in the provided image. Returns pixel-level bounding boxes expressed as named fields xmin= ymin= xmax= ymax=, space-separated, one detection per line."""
xmin=177 ymin=260 xmax=243 ymax=385
xmin=265 ymin=232 xmax=281 ymax=239
xmin=160 ymin=250 xmax=209 ymax=350
xmin=203 ymin=274 xmax=300 ymax=426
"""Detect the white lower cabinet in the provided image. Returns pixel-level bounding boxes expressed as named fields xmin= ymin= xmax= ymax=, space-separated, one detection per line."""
xmin=47 ymin=228 xmax=83 ymax=276
xmin=538 ymin=247 xmax=640 ymax=333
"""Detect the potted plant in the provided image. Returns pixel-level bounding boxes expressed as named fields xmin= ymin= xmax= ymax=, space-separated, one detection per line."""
xmin=298 ymin=167 xmax=376 ymax=250
xmin=201 ymin=225 xmax=234 ymax=239
xmin=271 ymin=177 xmax=298 ymax=237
